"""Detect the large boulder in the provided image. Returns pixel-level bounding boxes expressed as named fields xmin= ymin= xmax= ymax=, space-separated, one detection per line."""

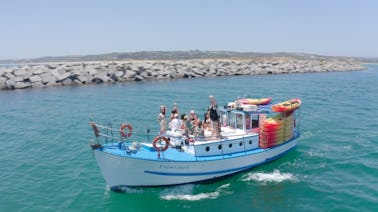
xmin=61 ymin=78 xmax=73 ymax=86
xmin=30 ymin=65 xmax=48 ymax=75
xmin=30 ymin=75 xmax=42 ymax=83
xmin=0 ymin=76 xmax=7 ymax=89
xmin=13 ymin=68 xmax=27 ymax=76
xmin=56 ymin=72 xmax=72 ymax=82
xmin=14 ymin=81 xmax=31 ymax=89
xmin=124 ymin=70 xmax=137 ymax=79
xmin=40 ymin=72 xmax=56 ymax=84
xmin=134 ymin=75 xmax=144 ymax=81
xmin=0 ymin=68 xmax=6 ymax=77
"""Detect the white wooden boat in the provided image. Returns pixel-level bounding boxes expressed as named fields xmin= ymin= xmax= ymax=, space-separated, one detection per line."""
xmin=89 ymin=99 xmax=301 ymax=188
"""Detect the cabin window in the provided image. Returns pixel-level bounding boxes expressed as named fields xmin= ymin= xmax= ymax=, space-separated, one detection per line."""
xmin=220 ymin=111 xmax=229 ymax=127
xmin=227 ymin=112 xmax=245 ymax=129
xmin=236 ymin=114 xmax=244 ymax=129
xmin=252 ymin=115 xmax=259 ymax=128
xmin=245 ymin=114 xmax=251 ymax=130
xmin=229 ymin=113 xmax=236 ymax=128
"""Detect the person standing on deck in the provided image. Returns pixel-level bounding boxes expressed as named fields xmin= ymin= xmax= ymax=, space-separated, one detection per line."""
xmin=157 ymin=105 xmax=166 ymax=134
xmin=170 ymin=102 xmax=179 ymax=121
xmin=208 ymin=95 xmax=220 ymax=137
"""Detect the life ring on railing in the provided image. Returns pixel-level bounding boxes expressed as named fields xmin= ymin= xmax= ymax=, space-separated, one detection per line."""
xmin=120 ymin=123 xmax=133 ymax=138
xmin=152 ymin=136 xmax=170 ymax=152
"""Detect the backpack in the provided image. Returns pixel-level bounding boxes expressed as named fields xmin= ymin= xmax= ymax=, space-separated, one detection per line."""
xmin=209 ymin=107 xmax=219 ymax=121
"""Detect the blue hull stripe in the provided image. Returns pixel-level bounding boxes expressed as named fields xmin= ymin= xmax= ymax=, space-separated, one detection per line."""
xmin=144 ymin=146 xmax=296 ymax=176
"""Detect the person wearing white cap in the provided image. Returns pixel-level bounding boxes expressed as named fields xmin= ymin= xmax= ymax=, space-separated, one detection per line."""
xmin=157 ymin=105 xmax=166 ymax=134
xmin=189 ymin=109 xmax=197 ymax=121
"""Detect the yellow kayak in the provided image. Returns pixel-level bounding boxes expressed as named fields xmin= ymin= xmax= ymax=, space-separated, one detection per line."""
xmin=236 ymin=97 xmax=272 ymax=105
xmin=271 ymin=98 xmax=302 ymax=112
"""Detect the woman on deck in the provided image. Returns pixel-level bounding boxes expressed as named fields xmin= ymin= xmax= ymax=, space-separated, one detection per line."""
xmin=208 ymin=95 xmax=220 ymax=137
xmin=157 ymin=105 xmax=166 ymax=134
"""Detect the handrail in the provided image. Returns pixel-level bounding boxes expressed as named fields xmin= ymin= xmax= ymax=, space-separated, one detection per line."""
xmin=97 ymin=133 xmax=123 ymax=141
xmin=91 ymin=122 xmax=152 ymax=135
xmin=89 ymin=122 xmax=154 ymax=144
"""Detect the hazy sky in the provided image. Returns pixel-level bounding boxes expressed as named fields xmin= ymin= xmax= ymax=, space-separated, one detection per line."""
xmin=1 ymin=0 xmax=377 ymax=60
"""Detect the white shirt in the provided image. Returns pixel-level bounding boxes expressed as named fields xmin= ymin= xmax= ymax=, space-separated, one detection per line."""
xmin=169 ymin=118 xmax=181 ymax=131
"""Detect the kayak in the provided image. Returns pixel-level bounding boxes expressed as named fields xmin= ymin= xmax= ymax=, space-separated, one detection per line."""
xmin=259 ymin=112 xmax=295 ymax=148
xmin=237 ymin=97 xmax=272 ymax=105
xmin=262 ymin=114 xmax=293 ymax=130
xmin=271 ymin=98 xmax=302 ymax=112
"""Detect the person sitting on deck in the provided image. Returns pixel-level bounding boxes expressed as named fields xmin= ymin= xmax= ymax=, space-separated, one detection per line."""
xmin=193 ymin=121 xmax=205 ymax=138
xmin=189 ymin=110 xmax=197 ymax=122
xmin=202 ymin=110 xmax=212 ymax=131
xmin=180 ymin=114 xmax=186 ymax=130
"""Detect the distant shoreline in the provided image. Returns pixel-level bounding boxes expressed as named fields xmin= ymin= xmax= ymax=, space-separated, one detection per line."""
xmin=0 ymin=57 xmax=365 ymax=90
xmin=1 ymin=50 xmax=376 ymax=64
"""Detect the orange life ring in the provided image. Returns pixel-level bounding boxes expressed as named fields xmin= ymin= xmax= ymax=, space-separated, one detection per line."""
xmin=120 ymin=123 xmax=133 ymax=138
xmin=152 ymin=136 xmax=170 ymax=152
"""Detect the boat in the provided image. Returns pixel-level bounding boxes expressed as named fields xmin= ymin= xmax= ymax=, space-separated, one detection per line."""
xmin=89 ymin=98 xmax=301 ymax=188
xmin=271 ymin=98 xmax=302 ymax=112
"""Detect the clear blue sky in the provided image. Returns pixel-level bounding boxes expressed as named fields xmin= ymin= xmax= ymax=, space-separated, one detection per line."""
xmin=1 ymin=0 xmax=377 ymax=60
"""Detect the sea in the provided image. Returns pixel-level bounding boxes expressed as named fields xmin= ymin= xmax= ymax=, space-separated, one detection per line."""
xmin=0 ymin=64 xmax=377 ymax=212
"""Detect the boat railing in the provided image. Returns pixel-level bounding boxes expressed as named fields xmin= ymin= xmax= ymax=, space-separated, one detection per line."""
xmin=89 ymin=122 xmax=152 ymax=145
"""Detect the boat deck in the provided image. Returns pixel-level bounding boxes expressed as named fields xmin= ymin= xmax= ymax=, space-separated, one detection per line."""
xmin=98 ymin=142 xmax=266 ymax=162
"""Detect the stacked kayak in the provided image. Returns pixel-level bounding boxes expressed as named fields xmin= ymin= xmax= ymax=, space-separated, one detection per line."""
xmin=259 ymin=112 xmax=294 ymax=148
xmin=259 ymin=98 xmax=302 ymax=148
xmin=271 ymin=98 xmax=301 ymax=112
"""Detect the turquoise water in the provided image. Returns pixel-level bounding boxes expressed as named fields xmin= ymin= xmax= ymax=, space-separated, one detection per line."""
xmin=1 ymin=65 xmax=377 ymax=211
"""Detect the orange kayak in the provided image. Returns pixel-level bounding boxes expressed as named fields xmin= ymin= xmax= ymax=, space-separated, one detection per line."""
xmin=271 ymin=98 xmax=302 ymax=112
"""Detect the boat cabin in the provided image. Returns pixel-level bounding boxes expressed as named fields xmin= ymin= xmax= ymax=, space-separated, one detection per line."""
xmin=219 ymin=104 xmax=269 ymax=134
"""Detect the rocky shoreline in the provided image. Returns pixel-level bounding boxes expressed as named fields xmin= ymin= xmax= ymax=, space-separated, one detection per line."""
xmin=0 ymin=57 xmax=365 ymax=90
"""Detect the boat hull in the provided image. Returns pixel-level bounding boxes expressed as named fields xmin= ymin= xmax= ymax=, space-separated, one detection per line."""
xmin=93 ymin=139 xmax=298 ymax=187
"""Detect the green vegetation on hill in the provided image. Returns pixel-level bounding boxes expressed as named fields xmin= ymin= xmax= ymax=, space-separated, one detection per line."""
xmin=0 ymin=50 xmax=371 ymax=64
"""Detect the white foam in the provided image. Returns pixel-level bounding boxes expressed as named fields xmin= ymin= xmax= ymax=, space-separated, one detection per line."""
xmin=117 ymin=186 xmax=144 ymax=194
xmin=308 ymin=150 xmax=322 ymax=157
xmin=242 ymin=170 xmax=298 ymax=183
xmin=160 ymin=183 xmax=230 ymax=201
xmin=104 ymin=185 xmax=111 ymax=195
xmin=342 ymin=145 xmax=351 ymax=150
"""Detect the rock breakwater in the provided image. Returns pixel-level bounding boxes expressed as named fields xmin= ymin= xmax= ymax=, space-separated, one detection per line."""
xmin=0 ymin=58 xmax=364 ymax=90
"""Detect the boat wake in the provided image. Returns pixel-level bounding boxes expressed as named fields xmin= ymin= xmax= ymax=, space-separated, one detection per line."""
xmin=110 ymin=185 xmax=144 ymax=194
xmin=160 ymin=183 xmax=231 ymax=201
xmin=242 ymin=170 xmax=298 ymax=184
